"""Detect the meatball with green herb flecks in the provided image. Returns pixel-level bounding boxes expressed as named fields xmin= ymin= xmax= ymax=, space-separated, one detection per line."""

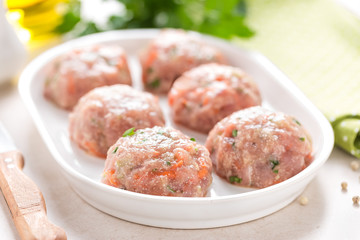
xmin=168 ymin=63 xmax=261 ymax=133
xmin=139 ymin=29 xmax=226 ymax=93
xmin=205 ymin=106 xmax=313 ymax=189
xmin=69 ymin=84 xmax=165 ymax=158
xmin=44 ymin=44 xmax=132 ymax=110
xmin=102 ymin=126 xmax=212 ymax=197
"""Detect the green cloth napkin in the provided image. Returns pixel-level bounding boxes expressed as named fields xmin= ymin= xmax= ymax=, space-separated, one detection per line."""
xmin=235 ymin=0 xmax=360 ymax=158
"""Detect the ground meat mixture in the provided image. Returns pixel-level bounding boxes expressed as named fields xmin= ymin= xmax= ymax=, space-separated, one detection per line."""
xmin=168 ymin=63 xmax=261 ymax=133
xmin=139 ymin=29 xmax=226 ymax=93
xmin=102 ymin=126 xmax=213 ymax=197
xmin=206 ymin=106 xmax=313 ymax=189
xmin=44 ymin=44 xmax=132 ymax=110
xmin=69 ymin=84 xmax=165 ymax=158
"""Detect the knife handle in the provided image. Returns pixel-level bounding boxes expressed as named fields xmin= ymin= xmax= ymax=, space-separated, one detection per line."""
xmin=0 ymin=150 xmax=67 ymax=240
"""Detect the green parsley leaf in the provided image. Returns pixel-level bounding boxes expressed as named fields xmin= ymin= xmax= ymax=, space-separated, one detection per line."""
xmin=78 ymin=22 xmax=101 ymax=37
xmin=55 ymin=0 xmax=81 ymax=34
xmin=112 ymin=146 xmax=119 ymax=154
xmin=190 ymin=137 xmax=196 ymax=142
xmin=122 ymin=127 xmax=135 ymax=137
xmin=107 ymin=15 xmax=127 ymax=29
xmin=148 ymin=78 xmax=160 ymax=88
xmin=299 ymin=137 xmax=305 ymax=141
xmin=166 ymin=161 xmax=171 ymax=166
xmin=167 ymin=185 xmax=176 ymax=193
xmin=232 ymin=129 xmax=238 ymax=137
xmin=293 ymin=118 xmax=301 ymax=126
xmin=147 ymin=67 xmax=153 ymax=73
xmin=270 ymin=160 xmax=279 ymax=170
xmin=58 ymin=0 xmax=255 ymax=40
xmin=229 ymin=176 xmax=242 ymax=183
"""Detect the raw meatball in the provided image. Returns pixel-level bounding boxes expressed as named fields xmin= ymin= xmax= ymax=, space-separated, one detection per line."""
xmin=206 ymin=106 xmax=313 ymax=189
xmin=168 ymin=63 xmax=261 ymax=133
xmin=44 ymin=44 xmax=132 ymax=110
xmin=139 ymin=29 xmax=226 ymax=93
xmin=69 ymin=84 xmax=165 ymax=158
xmin=102 ymin=126 xmax=212 ymax=197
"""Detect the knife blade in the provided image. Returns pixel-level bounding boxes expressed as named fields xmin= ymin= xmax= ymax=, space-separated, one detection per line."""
xmin=0 ymin=122 xmax=67 ymax=240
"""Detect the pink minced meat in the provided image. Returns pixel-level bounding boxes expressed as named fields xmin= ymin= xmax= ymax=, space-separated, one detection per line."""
xmin=44 ymin=44 xmax=132 ymax=110
xmin=205 ymin=106 xmax=313 ymax=189
xmin=69 ymin=84 xmax=165 ymax=158
xmin=168 ymin=63 xmax=261 ymax=133
xmin=102 ymin=126 xmax=213 ymax=197
xmin=139 ymin=29 xmax=226 ymax=93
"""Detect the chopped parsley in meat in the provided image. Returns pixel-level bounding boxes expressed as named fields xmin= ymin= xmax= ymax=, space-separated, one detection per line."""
xmin=167 ymin=185 xmax=176 ymax=193
xmin=293 ymin=118 xmax=301 ymax=126
xmin=229 ymin=176 xmax=242 ymax=183
xmin=123 ymin=127 xmax=135 ymax=137
xmin=232 ymin=129 xmax=238 ymax=137
xmin=270 ymin=159 xmax=279 ymax=173
xmin=148 ymin=78 xmax=160 ymax=88
xmin=112 ymin=146 xmax=119 ymax=153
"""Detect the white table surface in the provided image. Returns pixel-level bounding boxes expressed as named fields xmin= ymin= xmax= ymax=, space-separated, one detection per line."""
xmin=0 ymin=81 xmax=359 ymax=240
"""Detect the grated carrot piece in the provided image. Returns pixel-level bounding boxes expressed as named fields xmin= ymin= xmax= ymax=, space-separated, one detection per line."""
xmin=104 ymin=169 xmax=119 ymax=187
xmin=215 ymin=75 xmax=225 ymax=81
xmin=171 ymin=160 xmax=183 ymax=170
xmin=66 ymin=75 xmax=76 ymax=94
xmin=202 ymin=96 xmax=210 ymax=105
xmin=198 ymin=167 xmax=208 ymax=179
xmin=183 ymin=144 xmax=194 ymax=152
xmin=146 ymin=49 xmax=158 ymax=67
xmin=133 ymin=173 xmax=140 ymax=180
xmin=168 ymin=94 xmax=175 ymax=106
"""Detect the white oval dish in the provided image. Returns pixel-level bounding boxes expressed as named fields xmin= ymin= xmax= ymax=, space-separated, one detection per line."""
xmin=18 ymin=29 xmax=334 ymax=229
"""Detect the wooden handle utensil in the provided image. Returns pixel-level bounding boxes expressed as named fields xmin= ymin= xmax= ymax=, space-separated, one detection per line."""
xmin=0 ymin=150 xmax=67 ymax=240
